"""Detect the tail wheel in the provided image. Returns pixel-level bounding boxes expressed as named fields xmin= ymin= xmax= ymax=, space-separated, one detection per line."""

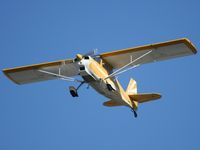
xmin=131 ymin=109 xmax=138 ymax=118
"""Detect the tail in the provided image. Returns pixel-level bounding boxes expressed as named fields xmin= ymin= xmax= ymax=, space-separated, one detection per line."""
xmin=103 ymin=78 xmax=161 ymax=108
xmin=126 ymin=78 xmax=138 ymax=108
xmin=126 ymin=78 xmax=161 ymax=104
xmin=126 ymin=78 xmax=137 ymax=95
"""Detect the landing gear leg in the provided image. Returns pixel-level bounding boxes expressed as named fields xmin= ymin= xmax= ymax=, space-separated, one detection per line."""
xmin=131 ymin=108 xmax=138 ymax=118
xmin=69 ymin=81 xmax=85 ymax=97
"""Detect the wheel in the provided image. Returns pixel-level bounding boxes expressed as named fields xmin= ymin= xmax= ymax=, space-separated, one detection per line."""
xmin=131 ymin=109 xmax=138 ymax=118
xmin=69 ymin=86 xmax=78 ymax=97
xmin=133 ymin=110 xmax=137 ymax=118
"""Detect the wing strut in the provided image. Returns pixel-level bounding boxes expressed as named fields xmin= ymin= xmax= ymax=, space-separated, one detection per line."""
xmin=38 ymin=70 xmax=83 ymax=83
xmin=104 ymin=50 xmax=152 ymax=79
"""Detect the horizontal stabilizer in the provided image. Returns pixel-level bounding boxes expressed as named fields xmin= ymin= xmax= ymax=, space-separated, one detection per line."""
xmin=103 ymin=100 xmax=125 ymax=107
xmin=129 ymin=93 xmax=161 ymax=103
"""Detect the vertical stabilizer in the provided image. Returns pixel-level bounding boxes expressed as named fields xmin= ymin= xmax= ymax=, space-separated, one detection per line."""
xmin=126 ymin=78 xmax=138 ymax=108
xmin=126 ymin=78 xmax=137 ymax=95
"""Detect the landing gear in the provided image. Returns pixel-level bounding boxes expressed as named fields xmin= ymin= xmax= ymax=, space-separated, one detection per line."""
xmin=69 ymin=81 xmax=85 ymax=97
xmin=69 ymin=86 xmax=78 ymax=97
xmin=131 ymin=108 xmax=138 ymax=118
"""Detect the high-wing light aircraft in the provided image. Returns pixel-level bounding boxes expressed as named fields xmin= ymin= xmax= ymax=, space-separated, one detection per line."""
xmin=3 ymin=38 xmax=197 ymax=117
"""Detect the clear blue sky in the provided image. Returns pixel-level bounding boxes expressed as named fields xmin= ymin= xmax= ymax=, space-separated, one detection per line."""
xmin=0 ymin=0 xmax=200 ymax=150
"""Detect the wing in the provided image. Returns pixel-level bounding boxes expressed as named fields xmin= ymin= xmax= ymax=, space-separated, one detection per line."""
xmin=100 ymin=38 xmax=197 ymax=69
xmin=3 ymin=59 xmax=79 ymax=85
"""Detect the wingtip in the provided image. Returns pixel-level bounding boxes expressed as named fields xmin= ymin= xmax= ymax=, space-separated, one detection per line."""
xmin=181 ymin=38 xmax=197 ymax=54
xmin=2 ymin=70 xmax=20 ymax=85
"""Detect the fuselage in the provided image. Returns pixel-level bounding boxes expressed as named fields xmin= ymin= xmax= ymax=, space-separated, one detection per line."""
xmin=77 ymin=56 xmax=134 ymax=108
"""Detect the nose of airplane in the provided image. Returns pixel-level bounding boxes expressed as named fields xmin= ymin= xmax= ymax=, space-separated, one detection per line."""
xmin=76 ymin=54 xmax=83 ymax=61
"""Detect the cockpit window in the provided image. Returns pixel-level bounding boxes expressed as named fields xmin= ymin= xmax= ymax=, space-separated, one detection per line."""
xmin=84 ymin=56 xmax=89 ymax=59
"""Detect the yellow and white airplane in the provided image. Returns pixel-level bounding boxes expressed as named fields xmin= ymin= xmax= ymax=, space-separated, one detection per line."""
xmin=3 ymin=38 xmax=197 ymax=117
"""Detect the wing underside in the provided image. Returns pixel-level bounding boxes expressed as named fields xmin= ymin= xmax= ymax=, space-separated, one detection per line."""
xmin=100 ymin=38 xmax=197 ymax=69
xmin=3 ymin=59 xmax=79 ymax=84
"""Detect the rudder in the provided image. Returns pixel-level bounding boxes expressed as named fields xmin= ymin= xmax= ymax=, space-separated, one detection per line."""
xmin=126 ymin=78 xmax=138 ymax=108
xmin=126 ymin=78 xmax=137 ymax=95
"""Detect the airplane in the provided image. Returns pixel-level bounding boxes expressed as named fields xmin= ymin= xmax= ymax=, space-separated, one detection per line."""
xmin=3 ymin=38 xmax=197 ymax=117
